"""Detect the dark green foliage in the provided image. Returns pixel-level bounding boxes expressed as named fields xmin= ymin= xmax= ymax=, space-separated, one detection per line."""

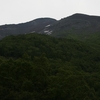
xmin=0 ymin=33 xmax=100 ymax=99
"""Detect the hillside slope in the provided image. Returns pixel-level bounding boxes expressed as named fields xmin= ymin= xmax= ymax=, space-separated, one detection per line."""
xmin=49 ymin=13 xmax=100 ymax=39
xmin=0 ymin=18 xmax=57 ymax=39
xmin=0 ymin=33 xmax=100 ymax=99
xmin=1 ymin=13 xmax=100 ymax=40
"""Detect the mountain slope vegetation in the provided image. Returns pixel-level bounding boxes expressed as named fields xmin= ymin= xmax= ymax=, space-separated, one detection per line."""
xmin=0 ymin=33 xmax=100 ymax=100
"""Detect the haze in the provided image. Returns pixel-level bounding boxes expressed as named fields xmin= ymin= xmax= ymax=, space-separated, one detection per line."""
xmin=0 ymin=0 xmax=100 ymax=25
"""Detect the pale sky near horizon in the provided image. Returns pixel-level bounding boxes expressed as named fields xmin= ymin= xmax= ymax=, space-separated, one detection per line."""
xmin=0 ymin=0 xmax=100 ymax=25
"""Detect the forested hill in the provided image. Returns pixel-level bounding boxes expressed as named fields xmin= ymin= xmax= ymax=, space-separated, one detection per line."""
xmin=0 ymin=33 xmax=100 ymax=99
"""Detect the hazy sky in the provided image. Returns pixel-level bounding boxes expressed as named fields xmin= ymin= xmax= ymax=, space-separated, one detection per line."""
xmin=0 ymin=0 xmax=100 ymax=25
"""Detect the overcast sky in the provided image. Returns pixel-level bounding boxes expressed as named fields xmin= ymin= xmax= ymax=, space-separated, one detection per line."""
xmin=0 ymin=0 xmax=100 ymax=25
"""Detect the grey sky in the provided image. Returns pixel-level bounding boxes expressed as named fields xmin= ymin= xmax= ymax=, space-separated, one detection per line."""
xmin=0 ymin=0 xmax=100 ymax=25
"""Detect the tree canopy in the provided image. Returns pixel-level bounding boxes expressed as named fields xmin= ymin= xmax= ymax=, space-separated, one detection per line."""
xmin=0 ymin=33 xmax=100 ymax=100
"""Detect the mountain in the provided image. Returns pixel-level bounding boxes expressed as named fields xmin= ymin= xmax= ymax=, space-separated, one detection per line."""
xmin=0 ymin=18 xmax=57 ymax=39
xmin=1 ymin=13 xmax=100 ymax=40
xmin=47 ymin=13 xmax=100 ymax=39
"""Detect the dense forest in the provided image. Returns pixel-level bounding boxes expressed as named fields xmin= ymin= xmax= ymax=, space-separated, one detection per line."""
xmin=0 ymin=33 xmax=100 ymax=100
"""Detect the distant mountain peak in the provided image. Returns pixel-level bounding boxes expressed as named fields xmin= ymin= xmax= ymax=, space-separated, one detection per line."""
xmin=67 ymin=13 xmax=100 ymax=20
xmin=67 ymin=13 xmax=91 ymax=20
xmin=71 ymin=13 xmax=90 ymax=16
xmin=0 ymin=18 xmax=57 ymax=39
xmin=48 ymin=13 xmax=100 ymax=38
xmin=1 ymin=13 xmax=100 ymax=39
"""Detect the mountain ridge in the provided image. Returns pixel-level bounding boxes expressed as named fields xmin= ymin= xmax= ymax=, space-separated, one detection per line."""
xmin=0 ymin=18 xmax=57 ymax=39
xmin=48 ymin=13 xmax=100 ymax=39
xmin=1 ymin=13 xmax=100 ymax=39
